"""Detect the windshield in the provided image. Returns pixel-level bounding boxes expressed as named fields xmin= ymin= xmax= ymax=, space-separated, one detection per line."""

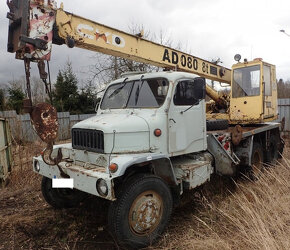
xmin=101 ymin=78 xmax=169 ymax=109
xmin=232 ymin=65 xmax=261 ymax=98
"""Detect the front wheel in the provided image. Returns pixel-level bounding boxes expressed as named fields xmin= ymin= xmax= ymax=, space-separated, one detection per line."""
xmin=41 ymin=176 xmax=87 ymax=209
xmin=108 ymin=175 xmax=173 ymax=248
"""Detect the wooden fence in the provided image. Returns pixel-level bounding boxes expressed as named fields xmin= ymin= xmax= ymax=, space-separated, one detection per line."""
xmin=0 ymin=118 xmax=12 ymax=183
xmin=0 ymin=111 xmax=94 ymax=142
xmin=0 ymin=98 xmax=289 ymax=142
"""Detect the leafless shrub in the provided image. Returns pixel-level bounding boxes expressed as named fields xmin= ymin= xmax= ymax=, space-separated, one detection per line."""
xmin=8 ymin=141 xmax=44 ymax=190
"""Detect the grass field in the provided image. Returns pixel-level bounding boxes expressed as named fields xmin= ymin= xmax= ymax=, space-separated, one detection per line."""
xmin=0 ymin=139 xmax=289 ymax=249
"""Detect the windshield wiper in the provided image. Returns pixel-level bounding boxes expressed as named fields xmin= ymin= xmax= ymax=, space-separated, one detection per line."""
xmin=108 ymin=77 xmax=128 ymax=98
xmin=134 ymin=75 xmax=145 ymax=105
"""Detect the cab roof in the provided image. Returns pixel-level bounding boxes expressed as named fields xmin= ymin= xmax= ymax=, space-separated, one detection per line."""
xmin=108 ymin=71 xmax=200 ymax=86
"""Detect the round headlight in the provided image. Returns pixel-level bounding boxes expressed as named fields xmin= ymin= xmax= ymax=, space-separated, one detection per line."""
xmin=34 ymin=160 xmax=40 ymax=172
xmin=96 ymin=179 xmax=108 ymax=196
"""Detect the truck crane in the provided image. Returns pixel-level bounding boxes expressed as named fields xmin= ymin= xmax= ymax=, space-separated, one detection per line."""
xmin=6 ymin=0 xmax=284 ymax=248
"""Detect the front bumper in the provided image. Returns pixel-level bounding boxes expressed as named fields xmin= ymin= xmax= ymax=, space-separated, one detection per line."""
xmin=33 ymin=156 xmax=115 ymax=200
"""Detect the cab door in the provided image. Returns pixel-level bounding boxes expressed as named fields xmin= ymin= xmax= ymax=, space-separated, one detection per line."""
xmin=263 ymin=64 xmax=277 ymax=119
xmin=168 ymin=78 xmax=206 ymax=155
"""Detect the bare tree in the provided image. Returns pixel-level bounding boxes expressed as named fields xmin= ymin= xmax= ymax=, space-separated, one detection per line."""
xmin=87 ymin=24 xmax=179 ymax=90
xmin=7 ymin=76 xmax=48 ymax=104
xmin=30 ymin=77 xmax=47 ymax=103
xmin=277 ymin=79 xmax=290 ymax=98
xmin=8 ymin=77 xmax=26 ymax=93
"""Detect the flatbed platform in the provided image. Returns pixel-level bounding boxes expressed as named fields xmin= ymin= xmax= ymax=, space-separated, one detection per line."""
xmin=206 ymin=122 xmax=280 ymax=138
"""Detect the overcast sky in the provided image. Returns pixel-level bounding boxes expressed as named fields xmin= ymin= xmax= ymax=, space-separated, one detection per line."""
xmin=1 ymin=0 xmax=290 ymax=89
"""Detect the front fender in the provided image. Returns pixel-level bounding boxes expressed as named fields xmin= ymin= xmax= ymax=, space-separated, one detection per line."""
xmin=110 ymin=153 xmax=178 ymax=185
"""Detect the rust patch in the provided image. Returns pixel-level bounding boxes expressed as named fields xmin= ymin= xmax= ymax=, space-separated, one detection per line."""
xmin=34 ymin=0 xmax=56 ymax=8
xmin=232 ymin=125 xmax=243 ymax=145
xmin=66 ymin=164 xmax=106 ymax=175
xmin=129 ymin=190 xmax=163 ymax=236
xmin=30 ymin=103 xmax=58 ymax=143
xmin=95 ymin=32 xmax=107 ymax=42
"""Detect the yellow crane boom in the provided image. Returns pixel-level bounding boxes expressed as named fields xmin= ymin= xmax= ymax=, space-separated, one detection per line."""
xmin=54 ymin=9 xmax=231 ymax=85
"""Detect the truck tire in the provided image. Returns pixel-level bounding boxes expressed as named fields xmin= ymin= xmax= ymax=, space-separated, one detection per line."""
xmin=108 ymin=175 xmax=173 ymax=248
xmin=41 ymin=176 xmax=86 ymax=209
xmin=206 ymin=119 xmax=229 ymax=131
xmin=265 ymin=135 xmax=279 ymax=163
xmin=250 ymin=142 xmax=264 ymax=180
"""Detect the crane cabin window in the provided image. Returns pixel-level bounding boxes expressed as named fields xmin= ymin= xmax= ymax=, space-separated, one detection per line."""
xmin=263 ymin=65 xmax=272 ymax=96
xmin=232 ymin=65 xmax=261 ymax=98
xmin=101 ymin=78 xmax=169 ymax=109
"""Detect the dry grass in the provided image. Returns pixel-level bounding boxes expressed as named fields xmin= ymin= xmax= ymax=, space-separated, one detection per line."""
xmin=7 ymin=139 xmax=70 ymax=190
xmin=156 ymin=140 xmax=290 ymax=250
xmin=0 ymin=140 xmax=289 ymax=249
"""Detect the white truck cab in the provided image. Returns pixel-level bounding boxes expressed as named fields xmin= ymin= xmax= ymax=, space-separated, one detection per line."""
xmin=74 ymin=71 xmax=207 ymax=156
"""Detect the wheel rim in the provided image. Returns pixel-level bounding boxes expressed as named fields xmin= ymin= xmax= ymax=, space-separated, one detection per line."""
xmin=252 ymin=151 xmax=263 ymax=175
xmin=129 ymin=190 xmax=163 ymax=236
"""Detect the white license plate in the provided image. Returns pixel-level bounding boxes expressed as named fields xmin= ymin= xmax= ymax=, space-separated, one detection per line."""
xmin=52 ymin=178 xmax=74 ymax=189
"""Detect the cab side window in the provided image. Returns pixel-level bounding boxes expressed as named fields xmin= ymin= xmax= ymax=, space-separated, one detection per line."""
xmin=173 ymin=80 xmax=197 ymax=106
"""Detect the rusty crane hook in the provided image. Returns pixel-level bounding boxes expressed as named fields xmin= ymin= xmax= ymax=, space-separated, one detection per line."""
xmin=28 ymin=102 xmax=69 ymax=178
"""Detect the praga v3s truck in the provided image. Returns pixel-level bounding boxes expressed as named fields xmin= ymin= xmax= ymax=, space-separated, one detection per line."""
xmin=34 ymin=69 xmax=283 ymax=248
xmin=7 ymin=0 xmax=284 ymax=248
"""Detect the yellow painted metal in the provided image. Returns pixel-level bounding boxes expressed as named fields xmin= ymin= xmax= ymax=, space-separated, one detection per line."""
xmin=206 ymin=85 xmax=222 ymax=103
xmin=229 ymin=60 xmax=278 ymax=123
xmin=206 ymin=113 xmax=229 ymax=121
xmin=205 ymin=85 xmax=228 ymax=108
xmin=55 ymin=9 xmax=231 ymax=84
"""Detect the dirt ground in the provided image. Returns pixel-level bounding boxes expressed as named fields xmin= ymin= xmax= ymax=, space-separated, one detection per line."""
xmin=0 ymin=166 xmax=211 ymax=249
xmin=0 ymin=185 xmax=116 ymax=249
xmin=0 ymin=139 xmax=289 ymax=249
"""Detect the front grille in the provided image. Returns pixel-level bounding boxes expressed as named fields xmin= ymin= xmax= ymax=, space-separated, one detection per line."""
xmin=72 ymin=128 xmax=104 ymax=153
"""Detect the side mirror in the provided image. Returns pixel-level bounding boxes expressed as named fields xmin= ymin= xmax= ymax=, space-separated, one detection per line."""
xmin=193 ymin=77 xmax=206 ymax=100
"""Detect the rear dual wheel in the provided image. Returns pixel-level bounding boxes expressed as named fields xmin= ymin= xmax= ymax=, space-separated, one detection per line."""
xmin=248 ymin=136 xmax=280 ymax=180
xmin=250 ymin=142 xmax=264 ymax=179
xmin=265 ymin=135 xmax=279 ymax=163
